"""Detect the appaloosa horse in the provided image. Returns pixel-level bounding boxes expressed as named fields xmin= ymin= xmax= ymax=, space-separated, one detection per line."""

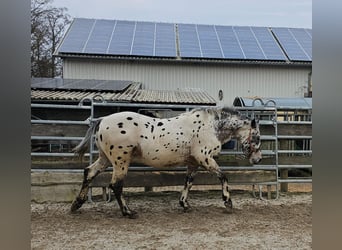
xmin=71 ymin=107 xmax=262 ymax=218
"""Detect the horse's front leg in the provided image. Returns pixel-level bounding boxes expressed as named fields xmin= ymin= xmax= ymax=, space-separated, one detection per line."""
xmin=179 ymin=166 xmax=198 ymax=212
xmin=217 ymin=171 xmax=233 ymax=213
xmin=201 ymin=157 xmax=233 ymax=213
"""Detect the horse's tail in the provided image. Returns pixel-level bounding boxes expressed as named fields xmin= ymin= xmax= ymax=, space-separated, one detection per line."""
xmin=73 ymin=118 xmax=102 ymax=160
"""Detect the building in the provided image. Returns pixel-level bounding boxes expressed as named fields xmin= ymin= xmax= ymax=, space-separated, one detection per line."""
xmin=54 ymin=18 xmax=312 ymax=106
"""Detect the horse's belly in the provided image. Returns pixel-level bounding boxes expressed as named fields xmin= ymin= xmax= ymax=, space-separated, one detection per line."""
xmin=131 ymin=152 xmax=187 ymax=168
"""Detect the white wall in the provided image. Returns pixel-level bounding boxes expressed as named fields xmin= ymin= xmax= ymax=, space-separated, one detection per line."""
xmin=63 ymin=59 xmax=311 ymax=106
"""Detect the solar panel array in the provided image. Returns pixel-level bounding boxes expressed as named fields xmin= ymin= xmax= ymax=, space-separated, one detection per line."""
xmin=271 ymin=28 xmax=312 ymax=61
xmin=59 ymin=19 xmax=177 ymax=57
xmin=57 ymin=18 xmax=312 ymax=62
xmin=31 ymin=78 xmax=133 ymax=92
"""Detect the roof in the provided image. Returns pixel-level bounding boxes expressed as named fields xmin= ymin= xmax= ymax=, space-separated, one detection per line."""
xmin=233 ymin=97 xmax=312 ymax=109
xmin=55 ymin=18 xmax=312 ymax=64
xmin=31 ymin=78 xmax=216 ymax=105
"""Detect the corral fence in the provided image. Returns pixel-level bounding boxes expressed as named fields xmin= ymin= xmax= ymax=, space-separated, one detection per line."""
xmin=31 ymin=98 xmax=312 ymax=202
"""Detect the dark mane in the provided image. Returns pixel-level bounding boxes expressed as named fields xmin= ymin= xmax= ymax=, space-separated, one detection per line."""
xmin=190 ymin=106 xmax=242 ymax=119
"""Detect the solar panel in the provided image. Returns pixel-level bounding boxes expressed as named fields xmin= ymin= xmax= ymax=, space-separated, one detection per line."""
xmin=155 ymin=23 xmax=176 ymax=57
xmin=197 ymin=25 xmax=223 ymax=58
xmin=178 ymin=24 xmax=202 ymax=57
xmin=251 ymin=27 xmax=287 ymax=60
xmin=305 ymin=29 xmax=312 ymax=38
xmin=59 ymin=18 xmax=95 ymax=53
xmin=31 ymin=78 xmax=133 ymax=92
xmin=107 ymin=20 xmax=135 ymax=55
xmin=289 ymin=28 xmax=312 ymax=59
xmin=84 ymin=19 xmax=115 ymax=54
xmin=131 ymin=21 xmax=155 ymax=56
xmin=271 ymin=28 xmax=311 ymax=61
xmin=215 ymin=26 xmax=245 ymax=59
xmin=233 ymin=26 xmax=266 ymax=60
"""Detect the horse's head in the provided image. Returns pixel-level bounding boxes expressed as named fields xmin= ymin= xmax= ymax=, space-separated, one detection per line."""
xmin=236 ymin=118 xmax=262 ymax=164
xmin=214 ymin=108 xmax=262 ymax=164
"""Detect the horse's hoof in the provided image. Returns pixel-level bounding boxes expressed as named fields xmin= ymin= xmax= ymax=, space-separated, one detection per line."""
xmin=224 ymin=199 xmax=233 ymax=214
xmin=183 ymin=206 xmax=192 ymax=213
xmin=179 ymin=200 xmax=191 ymax=212
xmin=70 ymin=204 xmax=81 ymax=213
xmin=124 ymin=210 xmax=138 ymax=219
xmin=70 ymin=197 xmax=85 ymax=213
xmin=128 ymin=213 xmax=138 ymax=219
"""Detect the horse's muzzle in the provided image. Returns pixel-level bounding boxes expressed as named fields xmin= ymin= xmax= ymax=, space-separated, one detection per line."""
xmin=249 ymin=150 xmax=262 ymax=165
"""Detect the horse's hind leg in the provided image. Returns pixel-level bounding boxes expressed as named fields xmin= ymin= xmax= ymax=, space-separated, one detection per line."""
xmin=71 ymin=154 xmax=109 ymax=213
xmin=179 ymin=166 xmax=198 ymax=211
xmin=109 ymin=162 xmax=137 ymax=219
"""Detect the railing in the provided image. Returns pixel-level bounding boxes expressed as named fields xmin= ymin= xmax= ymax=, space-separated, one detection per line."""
xmin=31 ymin=98 xmax=312 ymax=200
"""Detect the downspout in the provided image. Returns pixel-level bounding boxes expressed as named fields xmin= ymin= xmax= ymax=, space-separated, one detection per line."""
xmin=307 ymin=71 xmax=312 ymax=97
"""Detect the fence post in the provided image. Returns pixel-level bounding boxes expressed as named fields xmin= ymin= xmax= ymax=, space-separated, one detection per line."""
xmin=280 ymin=169 xmax=288 ymax=192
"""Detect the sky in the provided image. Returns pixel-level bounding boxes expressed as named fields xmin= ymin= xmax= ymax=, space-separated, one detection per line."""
xmin=52 ymin=0 xmax=312 ymax=28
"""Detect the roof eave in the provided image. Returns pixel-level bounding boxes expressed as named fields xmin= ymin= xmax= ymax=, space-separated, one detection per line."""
xmin=55 ymin=53 xmax=312 ymax=67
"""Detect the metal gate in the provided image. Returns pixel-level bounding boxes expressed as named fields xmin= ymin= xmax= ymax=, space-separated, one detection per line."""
xmin=31 ymin=98 xmax=312 ymax=200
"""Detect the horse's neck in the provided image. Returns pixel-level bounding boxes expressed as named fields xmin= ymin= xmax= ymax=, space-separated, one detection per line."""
xmin=216 ymin=129 xmax=234 ymax=144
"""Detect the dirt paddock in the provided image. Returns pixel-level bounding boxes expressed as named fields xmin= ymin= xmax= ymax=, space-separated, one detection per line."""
xmin=31 ymin=184 xmax=312 ymax=249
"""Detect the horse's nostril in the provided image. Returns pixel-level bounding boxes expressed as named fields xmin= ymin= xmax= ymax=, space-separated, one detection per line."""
xmin=254 ymin=158 xmax=262 ymax=164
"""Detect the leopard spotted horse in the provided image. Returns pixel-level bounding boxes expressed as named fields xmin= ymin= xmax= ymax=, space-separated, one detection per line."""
xmin=71 ymin=107 xmax=262 ymax=218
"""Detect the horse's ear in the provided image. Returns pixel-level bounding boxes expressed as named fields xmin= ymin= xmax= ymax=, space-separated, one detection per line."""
xmin=251 ymin=119 xmax=257 ymax=129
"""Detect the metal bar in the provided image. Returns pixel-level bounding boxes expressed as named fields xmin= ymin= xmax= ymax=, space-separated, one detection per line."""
xmin=278 ymin=150 xmax=312 ymax=154
xmin=278 ymin=165 xmax=312 ymax=169
xmin=31 ymin=169 xmax=84 ymax=173
xmin=261 ymin=135 xmax=277 ymax=140
xmin=277 ymin=121 xmax=312 ymax=125
xmin=92 ymin=102 xmax=216 ymax=109
xmin=31 ymin=103 xmax=92 ymax=110
xmin=31 ymin=152 xmax=90 ymax=157
xmin=258 ymin=120 xmax=275 ymax=125
xmin=89 ymin=100 xmax=95 ymax=164
xmin=220 ymin=150 xmax=276 ymax=155
xmin=127 ymin=165 xmax=278 ymax=171
xmin=277 ymin=107 xmax=312 ymax=110
xmin=31 ymin=120 xmax=89 ymax=125
xmin=278 ymin=179 xmax=312 ymax=183
xmin=277 ymin=135 xmax=312 ymax=139
xmin=31 ymin=136 xmax=83 ymax=141
xmin=234 ymin=107 xmax=277 ymax=111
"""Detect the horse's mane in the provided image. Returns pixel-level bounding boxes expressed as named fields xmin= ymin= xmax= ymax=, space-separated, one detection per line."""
xmin=190 ymin=106 xmax=242 ymax=119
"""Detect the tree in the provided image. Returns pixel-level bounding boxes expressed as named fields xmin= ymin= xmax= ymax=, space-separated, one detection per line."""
xmin=31 ymin=0 xmax=71 ymax=77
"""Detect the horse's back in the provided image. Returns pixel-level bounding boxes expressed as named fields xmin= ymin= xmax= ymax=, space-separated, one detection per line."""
xmin=96 ymin=112 xmax=146 ymax=152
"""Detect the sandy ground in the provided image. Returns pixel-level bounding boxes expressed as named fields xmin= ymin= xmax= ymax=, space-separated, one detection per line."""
xmin=31 ymin=185 xmax=312 ymax=250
